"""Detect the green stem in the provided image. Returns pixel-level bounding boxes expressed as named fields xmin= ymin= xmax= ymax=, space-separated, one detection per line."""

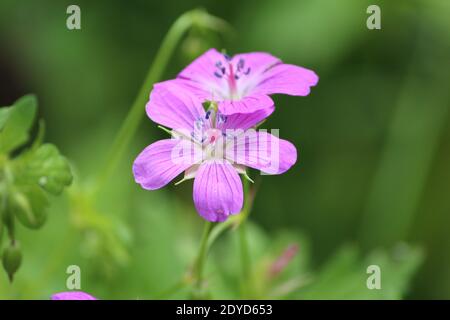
xmin=94 ymin=9 xmax=228 ymax=193
xmin=205 ymin=179 xmax=255 ymax=250
xmin=238 ymin=178 xmax=252 ymax=297
xmin=192 ymin=221 xmax=213 ymax=298
xmin=238 ymin=220 xmax=250 ymax=293
xmin=205 ymin=218 xmax=234 ymax=249
xmin=161 ymin=180 xmax=257 ymax=299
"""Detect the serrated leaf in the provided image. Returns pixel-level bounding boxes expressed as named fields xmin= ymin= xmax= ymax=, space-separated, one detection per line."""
xmin=15 ymin=143 xmax=73 ymax=195
xmin=0 ymin=95 xmax=37 ymax=154
xmin=10 ymin=186 xmax=48 ymax=229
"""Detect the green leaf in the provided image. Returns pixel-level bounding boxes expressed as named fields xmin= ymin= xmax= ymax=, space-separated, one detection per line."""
xmin=297 ymin=244 xmax=423 ymax=300
xmin=209 ymin=225 xmax=312 ymax=299
xmin=0 ymin=107 xmax=11 ymax=131
xmin=0 ymin=95 xmax=37 ymax=154
xmin=31 ymin=119 xmax=46 ymax=151
xmin=5 ymin=142 xmax=72 ymax=230
xmin=365 ymin=245 xmax=424 ymax=299
xmin=0 ymin=201 xmax=4 ymax=242
xmin=10 ymin=186 xmax=48 ymax=229
xmin=15 ymin=144 xmax=73 ymax=196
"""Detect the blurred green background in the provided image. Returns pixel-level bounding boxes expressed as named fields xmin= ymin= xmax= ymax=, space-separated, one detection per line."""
xmin=0 ymin=0 xmax=449 ymax=299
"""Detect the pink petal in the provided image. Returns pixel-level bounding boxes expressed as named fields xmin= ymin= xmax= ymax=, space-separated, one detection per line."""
xmin=218 ymin=94 xmax=274 ymax=116
xmin=51 ymin=291 xmax=97 ymax=300
xmin=146 ymin=81 xmax=206 ymax=131
xmin=217 ymin=105 xmax=274 ymax=132
xmin=193 ymin=160 xmax=243 ymax=222
xmin=226 ymin=130 xmax=297 ymax=174
xmin=168 ymin=78 xmax=214 ymax=102
xmin=231 ymin=52 xmax=281 ymax=76
xmin=252 ymin=64 xmax=319 ymax=96
xmin=177 ymin=48 xmax=227 ymax=98
xmin=133 ymin=139 xmax=200 ymax=190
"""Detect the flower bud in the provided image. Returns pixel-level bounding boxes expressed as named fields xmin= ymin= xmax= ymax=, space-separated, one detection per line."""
xmin=2 ymin=241 xmax=22 ymax=282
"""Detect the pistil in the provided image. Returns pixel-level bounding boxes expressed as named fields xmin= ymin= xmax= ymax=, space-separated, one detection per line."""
xmin=228 ymin=64 xmax=238 ymax=100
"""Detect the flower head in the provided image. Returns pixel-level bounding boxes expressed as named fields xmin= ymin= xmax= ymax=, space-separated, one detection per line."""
xmin=133 ymin=82 xmax=297 ymax=222
xmin=166 ymin=48 xmax=318 ymax=115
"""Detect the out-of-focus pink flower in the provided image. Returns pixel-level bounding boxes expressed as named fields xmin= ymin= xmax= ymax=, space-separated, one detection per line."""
xmin=163 ymin=48 xmax=318 ymax=115
xmin=269 ymin=244 xmax=299 ymax=277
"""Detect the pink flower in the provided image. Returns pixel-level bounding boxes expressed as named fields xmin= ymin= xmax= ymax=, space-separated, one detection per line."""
xmin=51 ymin=291 xmax=97 ymax=300
xmin=133 ymin=82 xmax=297 ymax=222
xmin=164 ymin=48 xmax=318 ymax=115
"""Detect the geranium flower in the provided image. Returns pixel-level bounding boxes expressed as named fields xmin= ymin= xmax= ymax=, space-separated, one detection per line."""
xmin=163 ymin=48 xmax=318 ymax=115
xmin=51 ymin=291 xmax=97 ymax=300
xmin=133 ymin=82 xmax=297 ymax=222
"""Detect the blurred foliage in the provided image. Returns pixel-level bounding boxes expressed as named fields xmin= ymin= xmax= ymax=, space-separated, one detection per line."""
xmin=0 ymin=0 xmax=449 ymax=299
xmin=0 ymin=95 xmax=72 ymax=281
xmin=298 ymin=244 xmax=423 ymax=299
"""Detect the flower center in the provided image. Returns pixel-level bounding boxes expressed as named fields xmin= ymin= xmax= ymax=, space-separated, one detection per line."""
xmin=190 ymin=108 xmax=230 ymax=160
xmin=213 ymin=55 xmax=251 ymax=100
xmin=205 ymin=128 xmax=221 ymax=145
xmin=202 ymin=128 xmax=226 ymax=160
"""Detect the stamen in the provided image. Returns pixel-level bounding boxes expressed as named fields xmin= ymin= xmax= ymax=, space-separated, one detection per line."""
xmin=191 ymin=130 xmax=207 ymax=144
xmin=195 ymin=118 xmax=204 ymax=129
xmin=211 ymin=56 xmax=251 ymax=100
xmin=222 ymin=132 xmax=232 ymax=139
xmin=237 ymin=58 xmax=245 ymax=70
xmin=217 ymin=113 xmax=228 ymax=124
